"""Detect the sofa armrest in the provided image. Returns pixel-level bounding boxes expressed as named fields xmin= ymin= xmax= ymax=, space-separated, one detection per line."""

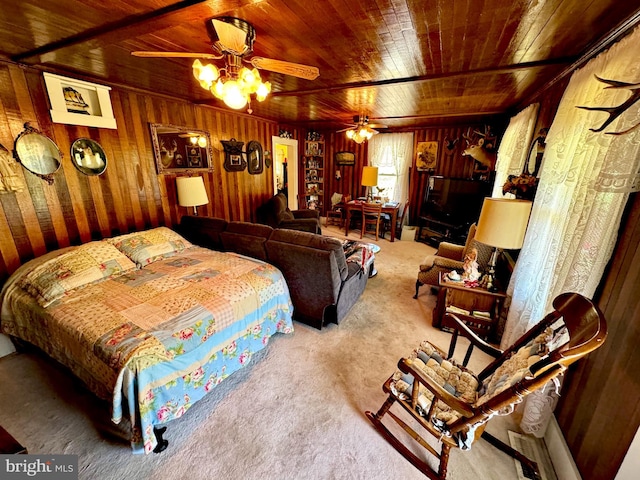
xmin=436 ymin=242 xmax=465 ymax=260
xmin=279 ymin=219 xmax=320 ymax=234
xmin=292 ymin=209 xmax=320 ymax=220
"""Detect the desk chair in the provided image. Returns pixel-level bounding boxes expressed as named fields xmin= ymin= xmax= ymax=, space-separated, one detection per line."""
xmin=362 ymin=202 xmax=383 ymax=240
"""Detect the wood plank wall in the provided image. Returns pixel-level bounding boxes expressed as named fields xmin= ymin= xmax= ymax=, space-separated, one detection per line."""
xmin=1 ymin=60 xmax=509 ymax=284
xmin=555 ymin=191 xmax=640 ymax=480
xmin=320 ymin=124 xmax=505 ymax=225
xmin=0 ymin=62 xmax=281 ymax=283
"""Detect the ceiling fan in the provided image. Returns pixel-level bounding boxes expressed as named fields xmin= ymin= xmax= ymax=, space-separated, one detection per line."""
xmin=338 ymin=115 xmax=388 ymax=143
xmin=131 ymin=17 xmax=319 ymax=111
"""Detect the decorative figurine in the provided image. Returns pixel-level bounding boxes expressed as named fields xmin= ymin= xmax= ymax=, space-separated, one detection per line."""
xmin=462 ymin=247 xmax=481 ymax=282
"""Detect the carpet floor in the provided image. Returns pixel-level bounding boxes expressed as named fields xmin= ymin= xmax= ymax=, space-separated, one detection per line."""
xmin=0 ymin=223 xmax=548 ymax=480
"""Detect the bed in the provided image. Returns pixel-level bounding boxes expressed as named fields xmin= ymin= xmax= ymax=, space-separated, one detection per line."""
xmin=0 ymin=227 xmax=294 ymax=454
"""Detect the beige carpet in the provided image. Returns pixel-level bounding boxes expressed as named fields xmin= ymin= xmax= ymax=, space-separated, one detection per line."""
xmin=0 ymin=224 xmax=543 ymax=480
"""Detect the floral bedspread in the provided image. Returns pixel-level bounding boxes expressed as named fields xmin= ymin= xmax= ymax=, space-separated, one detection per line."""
xmin=0 ymin=246 xmax=294 ymax=453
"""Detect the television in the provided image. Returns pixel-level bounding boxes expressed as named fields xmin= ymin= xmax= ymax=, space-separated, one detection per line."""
xmin=422 ymin=176 xmax=492 ymax=228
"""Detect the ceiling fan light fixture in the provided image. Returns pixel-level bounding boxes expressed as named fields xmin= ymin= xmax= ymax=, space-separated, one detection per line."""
xmin=192 ymin=59 xmax=219 ymax=89
xmin=197 ymin=61 xmax=270 ymax=111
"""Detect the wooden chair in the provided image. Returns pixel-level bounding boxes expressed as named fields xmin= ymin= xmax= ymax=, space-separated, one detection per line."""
xmin=326 ymin=194 xmax=350 ymax=227
xmin=382 ymin=199 xmax=408 ymax=240
xmin=361 ymin=202 xmax=383 ymax=240
xmin=365 ymin=292 xmax=607 ymax=480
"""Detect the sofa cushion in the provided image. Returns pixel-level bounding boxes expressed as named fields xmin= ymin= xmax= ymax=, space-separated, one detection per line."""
xmin=220 ymin=221 xmax=273 ymax=261
xmin=268 ymin=229 xmax=348 ymax=280
xmin=177 ymin=215 xmax=227 ymax=251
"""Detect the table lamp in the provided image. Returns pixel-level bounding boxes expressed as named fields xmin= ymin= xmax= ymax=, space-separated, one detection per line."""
xmin=474 ymin=198 xmax=532 ymax=292
xmin=176 ymin=175 xmax=209 ymax=215
xmin=361 ymin=166 xmax=378 ymax=202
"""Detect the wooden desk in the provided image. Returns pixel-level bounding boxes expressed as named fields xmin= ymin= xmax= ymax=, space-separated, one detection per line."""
xmin=433 ymin=273 xmax=506 ymax=343
xmin=343 ymin=201 xmax=401 ymax=241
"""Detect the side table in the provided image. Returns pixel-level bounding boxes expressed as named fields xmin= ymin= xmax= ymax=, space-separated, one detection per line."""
xmin=433 ymin=273 xmax=506 ymax=344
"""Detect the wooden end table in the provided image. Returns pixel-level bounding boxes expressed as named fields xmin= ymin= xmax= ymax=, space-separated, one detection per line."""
xmin=433 ymin=273 xmax=506 ymax=344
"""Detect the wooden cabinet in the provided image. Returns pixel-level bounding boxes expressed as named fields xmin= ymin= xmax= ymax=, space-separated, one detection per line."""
xmin=303 ymin=139 xmax=325 ymax=214
xmin=433 ymin=274 xmax=506 ymax=343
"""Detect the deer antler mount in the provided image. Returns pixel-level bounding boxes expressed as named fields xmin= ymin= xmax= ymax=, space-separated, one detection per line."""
xmin=578 ymin=75 xmax=640 ymax=135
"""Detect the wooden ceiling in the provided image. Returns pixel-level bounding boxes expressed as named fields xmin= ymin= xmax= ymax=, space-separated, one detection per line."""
xmin=2 ymin=0 xmax=639 ymax=131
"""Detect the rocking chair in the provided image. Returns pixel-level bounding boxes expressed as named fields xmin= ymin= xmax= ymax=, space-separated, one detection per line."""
xmin=365 ymin=292 xmax=607 ymax=479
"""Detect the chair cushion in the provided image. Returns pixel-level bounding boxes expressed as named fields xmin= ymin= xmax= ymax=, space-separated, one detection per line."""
xmin=391 ymin=341 xmax=479 ymax=425
xmin=476 ymin=327 xmax=553 ymax=405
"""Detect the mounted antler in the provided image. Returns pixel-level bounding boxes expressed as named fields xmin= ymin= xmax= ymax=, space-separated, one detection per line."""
xmin=578 ymin=75 xmax=640 ymax=135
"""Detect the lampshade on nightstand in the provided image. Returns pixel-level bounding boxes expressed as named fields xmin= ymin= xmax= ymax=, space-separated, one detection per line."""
xmin=361 ymin=166 xmax=378 ymax=202
xmin=176 ymin=176 xmax=209 ymax=215
xmin=475 ymin=198 xmax=532 ymax=291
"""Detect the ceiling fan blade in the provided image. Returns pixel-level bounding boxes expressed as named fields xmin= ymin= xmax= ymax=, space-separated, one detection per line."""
xmin=367 ymin=123 xmax=388 ymax=129
xmin=250 ymin=57 xmax=319 ymax=80
xmin=211 ymin=19 xmax=249 ymax=55
xmin=336 ymin=126 xmax=357 ymax=133
xmin=131 ymin=51 xmax=222 ymax=60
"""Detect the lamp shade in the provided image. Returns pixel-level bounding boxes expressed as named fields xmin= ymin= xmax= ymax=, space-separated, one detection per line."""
xmin=475 ymin=198 xmax=532 ymax=249
xmin=361 ymin=166 xmax=379 ymax=187
xmin=176 ymin=176 xmax=209 ymax=208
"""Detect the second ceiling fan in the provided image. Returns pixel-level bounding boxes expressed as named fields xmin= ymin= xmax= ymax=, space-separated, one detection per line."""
xmin=338 ymin=115 xmax=388 ymax=143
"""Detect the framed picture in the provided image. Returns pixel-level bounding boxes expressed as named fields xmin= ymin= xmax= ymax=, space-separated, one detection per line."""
xmin=13 ymin=122 xmax=61 ymax=184
xmin=247 ymin=140 xmax=263 ymax=175
xmin=222 ymin=138 xmax=246 ymax=172
xmin=150 ymin=123 xmax=213 ymax=174
xmin=416 ymin=141 xmax=438 ymax=171
xmin=71 ymin=138 xmax=107 ymax=176
xmin=335 ymin=151 xmax=355 ymax=165
xmin=43 ymin=73 xmax=117 ymax=129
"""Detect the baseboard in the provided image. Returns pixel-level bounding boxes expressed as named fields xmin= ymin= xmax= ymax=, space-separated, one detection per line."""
xmin=545 ymin=415 xmax=582 ymax=480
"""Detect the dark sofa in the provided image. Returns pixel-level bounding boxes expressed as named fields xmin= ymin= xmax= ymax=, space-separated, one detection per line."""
xmin=177 ymin=216 xmax=369 ymax=329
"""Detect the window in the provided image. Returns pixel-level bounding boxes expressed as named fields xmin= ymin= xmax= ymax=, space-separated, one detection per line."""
xmin=368 ymin=132 xmax=414 ymax=203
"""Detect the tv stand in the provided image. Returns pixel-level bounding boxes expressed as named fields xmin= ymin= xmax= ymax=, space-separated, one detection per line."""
xmin=417 ymin=216 xmax=468 ymax=247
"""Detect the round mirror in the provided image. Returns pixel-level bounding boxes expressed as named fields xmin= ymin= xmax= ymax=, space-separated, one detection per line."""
xmin=71 ymin=138 xmax=107 ymax=176
xmin=14 ymin=123 xmax=61 ymax=184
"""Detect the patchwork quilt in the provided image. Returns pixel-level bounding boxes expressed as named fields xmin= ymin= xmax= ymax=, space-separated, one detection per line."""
xmin=1 ymin=240 xmax=294 ymax=453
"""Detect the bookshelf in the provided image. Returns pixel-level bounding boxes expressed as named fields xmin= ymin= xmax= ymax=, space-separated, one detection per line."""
xmin=303 ymin=138 xmax=325 ymax=214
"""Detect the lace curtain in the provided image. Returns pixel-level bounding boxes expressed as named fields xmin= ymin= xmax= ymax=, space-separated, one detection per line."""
xmin=502 ymin=25 xmax=640 ymax=436
xmin=492 ymin=103 xmax=540 ymax=197
xmin=367 ymin=132 xmax=414 ymax=202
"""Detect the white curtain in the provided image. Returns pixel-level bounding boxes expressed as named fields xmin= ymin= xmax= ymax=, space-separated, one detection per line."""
xmin=502 ymin=25 xmax=640 ymax=436
xmin=368 ymin=132 xmax=414 ymax=203
xmin=492 ymin=103 xmax=540 ymax=197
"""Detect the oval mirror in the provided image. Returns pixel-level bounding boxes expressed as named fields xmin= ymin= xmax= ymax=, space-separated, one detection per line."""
xmin=13 ymin=123 xmax=61 ymax=184
xmin=71 ymin=138 xmax=107 ymax=176
xmin=247 ymin=140 xmax=263 ymax=175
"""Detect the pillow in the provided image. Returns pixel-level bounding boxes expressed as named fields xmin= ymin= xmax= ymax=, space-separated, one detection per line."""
xmin=19 ymin=241 xmax=137 ymax=307
xmin=107 ymin=226 xmax=193 ymax=266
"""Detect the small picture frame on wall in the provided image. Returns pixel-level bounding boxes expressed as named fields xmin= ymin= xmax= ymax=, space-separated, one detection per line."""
xmin=43 ymin=73 xmax=117 ymax=129
xmin=335 ymin=151 xmax=355 ymax=165
xmin=222 ymin=138 xmax=247 ymax=172
xmin=416 ymin=141 xmax=438 ymax=171
xmin=71 ymin=138 xmax=107 ymax=176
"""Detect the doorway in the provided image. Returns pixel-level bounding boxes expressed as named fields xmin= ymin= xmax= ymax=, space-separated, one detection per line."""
xmin=271 ymin=136 xmax=299 ymax=210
